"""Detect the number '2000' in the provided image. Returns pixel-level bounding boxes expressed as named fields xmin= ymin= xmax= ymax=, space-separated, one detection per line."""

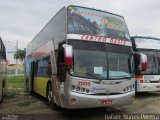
xmin=78 ymin=81 xmax=90 ymax=86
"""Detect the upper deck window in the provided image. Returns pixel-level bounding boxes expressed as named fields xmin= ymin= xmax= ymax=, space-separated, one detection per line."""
xmin=134 ymin=38 xmax=160 ymax=50
xmin=67 ymin=6 xmax=130 ymax=41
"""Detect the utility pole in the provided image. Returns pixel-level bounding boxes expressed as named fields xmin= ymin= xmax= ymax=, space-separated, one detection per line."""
xmin=15 ymin=40 xmax=18 ymax=76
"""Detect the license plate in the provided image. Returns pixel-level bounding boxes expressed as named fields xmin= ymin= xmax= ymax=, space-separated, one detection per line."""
xmin=156 ymin=85 xmax=160 ymax=88
xmin=100 ymin=100 xmax=112 ymax=105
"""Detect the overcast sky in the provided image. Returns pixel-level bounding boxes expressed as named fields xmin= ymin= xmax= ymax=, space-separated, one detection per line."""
xmin=0 ymin=0 xmax=160 ymax=63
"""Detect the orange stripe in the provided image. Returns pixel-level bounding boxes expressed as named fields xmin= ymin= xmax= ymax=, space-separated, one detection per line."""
xmin=135 ymin=75 xmax=143 ymax=79
xmin=139 ymin=80 xmax=144 ymax=83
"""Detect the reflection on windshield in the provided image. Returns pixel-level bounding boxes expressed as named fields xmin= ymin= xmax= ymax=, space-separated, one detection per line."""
xmin=69 ymin=40 xmax=132 ymax=80
xmin=71 ymin=50 xmax=108 ymax=79
xmin=67 ymin=6 xmax=130 ymax=41
xmin=140 ymin=51 xmax=160 ymax=74
xmin=108 ymin=52 xmax=131 ymax=78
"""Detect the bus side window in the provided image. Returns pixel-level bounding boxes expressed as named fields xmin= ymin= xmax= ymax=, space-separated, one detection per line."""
xmin=32 ymin=57 xmax=52 ymax=78
xmin=57 ymin=45 xmax=66 ymax=82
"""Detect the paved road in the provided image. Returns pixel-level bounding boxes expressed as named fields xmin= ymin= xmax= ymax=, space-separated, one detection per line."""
xmin=0 ymin=92 xmax=160 ymax=120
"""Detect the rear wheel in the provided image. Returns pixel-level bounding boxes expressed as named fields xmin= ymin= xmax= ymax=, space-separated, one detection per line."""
xmin=47 ymin=83 xmax=58 ymax=109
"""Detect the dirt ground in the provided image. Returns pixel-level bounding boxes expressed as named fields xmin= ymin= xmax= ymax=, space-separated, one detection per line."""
xmin=0 ymin=91 xmax=160 ymax=120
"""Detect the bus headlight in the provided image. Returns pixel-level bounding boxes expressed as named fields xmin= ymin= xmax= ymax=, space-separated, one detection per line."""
xmin=76 ymin=86 xmax=80 ymax=91
xmin=86 ymin=89 xmax=89 ymax=93
xmin=81 ymin=88 xmax=85 ymax=92
xmin=70 ymin=85 xmax=75 ymax=90
xmin=123 ymin=85 xmax=134 ymax=93
xmin=129 ymin=85 xmax=133 ymax=90
xmin=70 ymin=85 xmax=92 ymax=94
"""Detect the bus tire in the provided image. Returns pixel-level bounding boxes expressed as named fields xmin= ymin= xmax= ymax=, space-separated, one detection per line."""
xmin=47 ymin=82 xmax=57 ymax=109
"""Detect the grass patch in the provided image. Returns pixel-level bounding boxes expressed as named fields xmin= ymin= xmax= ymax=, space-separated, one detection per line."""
xmin=7 ymin=75 xmax=24 ymax=89
xmin=5 ymin=75 xmax=25 ymax=100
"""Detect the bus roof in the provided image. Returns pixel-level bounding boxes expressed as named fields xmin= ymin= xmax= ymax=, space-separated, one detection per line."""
xmin=26 ymin=6 xmax=66 ymax=48
xmin=66 ymin=5 xmax=125 ymax=19
xmin=131 ymin=36 xmax=160 ymax=40
xmin=27 ymin=5 xmax=126 ymax=48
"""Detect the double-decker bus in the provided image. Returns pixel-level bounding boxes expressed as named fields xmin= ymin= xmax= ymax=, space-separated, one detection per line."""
xmin=132 ymin=36 xmax=160 ymax=92
xmin=25 ymin=5 xmax=147 ymax=109
xmin=0 ymin=37 xmax=7 ymax=103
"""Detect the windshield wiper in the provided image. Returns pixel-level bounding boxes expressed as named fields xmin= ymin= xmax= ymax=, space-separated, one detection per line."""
xmin=74 ymin=72 xmax=101 ymax=81
xmin=110 ymin=75 xmax=132 ymax=79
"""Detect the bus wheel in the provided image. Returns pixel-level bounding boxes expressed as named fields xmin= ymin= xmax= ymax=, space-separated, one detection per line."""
xmin=47 ymin=83 xmax=57 ymax=109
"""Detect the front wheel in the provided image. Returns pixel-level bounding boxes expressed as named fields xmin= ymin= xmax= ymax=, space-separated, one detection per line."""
xmin=47 ymin=83 xmax=58 ymax=109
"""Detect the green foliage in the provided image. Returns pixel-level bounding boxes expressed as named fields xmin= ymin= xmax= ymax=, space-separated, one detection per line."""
xmin=14 ymin=49 xmax=26 ymax=62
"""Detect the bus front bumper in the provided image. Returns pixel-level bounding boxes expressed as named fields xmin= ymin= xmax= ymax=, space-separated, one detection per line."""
xmin=64 ymin=90 xmax=135 ymax=109
xmin=137 ymin=83 xmax=160 ymax=92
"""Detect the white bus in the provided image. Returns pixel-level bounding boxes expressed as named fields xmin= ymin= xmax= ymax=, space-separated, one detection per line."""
xmin=0 ymin=37 xmax=7 ymax=103
xmin=25 ymin=5 xmax=147 ymax=109
xmin=132 ymin=36 xmax=160 ymax=92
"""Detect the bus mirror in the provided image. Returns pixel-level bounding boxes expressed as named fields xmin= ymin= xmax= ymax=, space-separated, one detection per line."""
xmin=134 ymin=53 xmax=147 ymax=72
xmin=140 ymin=53 xmax=147 ymax=71
xmin=62 ymin=44 xmax=73 ymax=68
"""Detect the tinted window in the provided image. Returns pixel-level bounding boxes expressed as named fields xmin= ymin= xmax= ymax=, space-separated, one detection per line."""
xmin=69 ymin=40 xmax=132 ymax=80
xmin=67 ymin=6 xmax=130 ymax=41
xmin=35 ymin=57 xmax=52 ymax=77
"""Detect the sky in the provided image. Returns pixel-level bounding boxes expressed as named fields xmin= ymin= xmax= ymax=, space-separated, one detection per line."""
xmin=0 ymin=0 xmax=160 ymax=63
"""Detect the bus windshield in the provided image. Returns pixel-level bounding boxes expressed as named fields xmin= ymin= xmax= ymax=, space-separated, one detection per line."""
xmin=69 ymin=40 xmax=132 ymax=80
xmin=67 ymin=6 xmax=130 ymax=41
xmin=139 ymin=50 xmax=160 ymax=75
xmin=133 ymin=37 xmax=160 ymax=75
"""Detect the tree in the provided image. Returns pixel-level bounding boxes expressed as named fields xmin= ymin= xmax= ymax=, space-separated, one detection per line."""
xmin=14 ymin=49 xmax=26 ymax=63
